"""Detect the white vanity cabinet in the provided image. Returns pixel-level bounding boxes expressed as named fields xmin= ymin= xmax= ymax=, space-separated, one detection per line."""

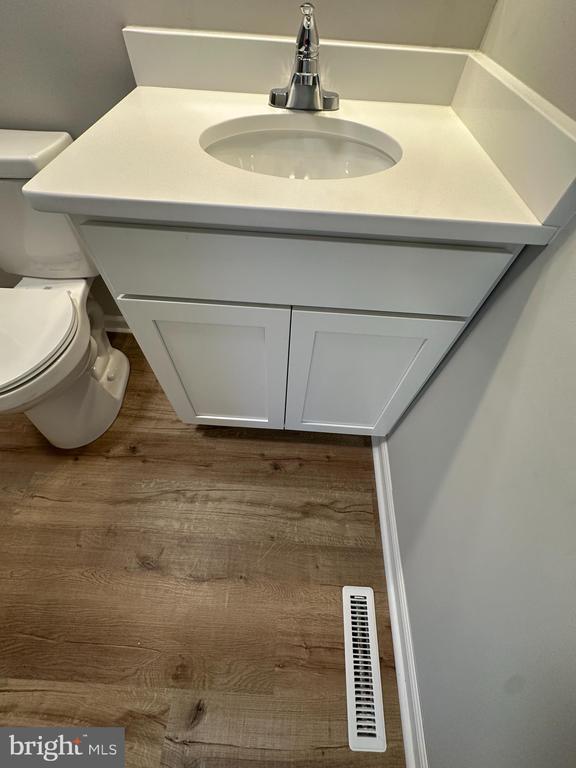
xmin=80 ymin=221 xmax=515 ymax=436
xmin=285 ymin=309 xmax=463 ymax=435
xmin=117 ymin=297 xmax=291 ymax=429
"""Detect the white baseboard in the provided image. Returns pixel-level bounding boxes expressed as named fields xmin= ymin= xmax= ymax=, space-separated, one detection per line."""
xmin=372 ymin=437 xmax=428 ymax=768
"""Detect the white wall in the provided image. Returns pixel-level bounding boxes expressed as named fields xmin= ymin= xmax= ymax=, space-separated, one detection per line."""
xmin=387 ymin=217 xmax=576 ymax=767
xmin=482 ymin=0 xmax=576 ymax=121
xmin=0 ymin=0 xmax=497 ymax=137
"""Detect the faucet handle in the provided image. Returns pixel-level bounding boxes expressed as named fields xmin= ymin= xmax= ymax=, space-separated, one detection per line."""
xmin=297 ymin=2 xmax=318 ymax=58
xmin=300 ymin=3 xmax=315 ymax=29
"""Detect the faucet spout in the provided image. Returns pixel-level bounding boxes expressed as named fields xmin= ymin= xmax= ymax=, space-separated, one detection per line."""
xmin=269 ymin=3 xmax=339 ymax=112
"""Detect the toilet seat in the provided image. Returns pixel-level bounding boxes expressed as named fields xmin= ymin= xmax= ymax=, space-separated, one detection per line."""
xmin=0 ymin=287 xmax=78 ymax=393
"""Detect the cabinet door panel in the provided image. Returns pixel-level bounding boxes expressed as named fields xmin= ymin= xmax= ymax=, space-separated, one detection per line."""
xmin=286 ymin=310 xmax=464 ymax=436
xmin=118 ymin=297 xmax=290 ymax=428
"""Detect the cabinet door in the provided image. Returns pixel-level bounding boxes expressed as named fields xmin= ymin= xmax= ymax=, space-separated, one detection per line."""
xmin=118 ymin=297 xmax=290 ymax=428
xmin=285 ymin=309 xmax=464 ymax=436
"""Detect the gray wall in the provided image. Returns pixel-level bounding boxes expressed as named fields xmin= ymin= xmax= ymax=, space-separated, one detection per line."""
xmin=387 ymin=3 xmax=576 ymax=765
xmin=388 ymin=219 xmax=576 ymax=768
xmin=0 ymin=0 xmax=498 ymax=137
xmin=482 ymin=0 xmax=576 ymax=121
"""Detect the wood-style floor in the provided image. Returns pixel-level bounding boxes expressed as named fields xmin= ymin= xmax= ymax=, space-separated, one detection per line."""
xmin=0 ymin=334 xmax=405 ymax=767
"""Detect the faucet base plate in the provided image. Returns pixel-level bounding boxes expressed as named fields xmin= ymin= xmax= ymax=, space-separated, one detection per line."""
xmin=269 ymin=87 xmax=339 ymax=111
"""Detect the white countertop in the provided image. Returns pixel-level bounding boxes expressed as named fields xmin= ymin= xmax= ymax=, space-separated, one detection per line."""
xmin=24 ymin=87 xmax=554 ymax=245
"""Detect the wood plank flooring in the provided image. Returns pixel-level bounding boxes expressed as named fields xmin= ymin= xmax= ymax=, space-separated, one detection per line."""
xmin=0 ymin=334 xmax=405 ymax=767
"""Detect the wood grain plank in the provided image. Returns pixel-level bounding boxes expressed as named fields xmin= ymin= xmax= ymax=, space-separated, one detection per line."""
xmin=0 ymin=334 xmax=404 ymax=767
xmin=0 ymin=524 xmax=386 ymax=588
xmin=0 ymin=679 xmax=170 ymax=768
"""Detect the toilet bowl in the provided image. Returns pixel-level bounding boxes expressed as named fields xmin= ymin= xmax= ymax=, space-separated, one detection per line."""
xmin=0 ymin=129 xmax=129 ymax=448
xmin=0 ymin=278 xmax=129 ymax=448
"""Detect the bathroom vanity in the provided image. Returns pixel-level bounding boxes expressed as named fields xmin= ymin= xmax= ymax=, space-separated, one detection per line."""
xmin=76 ymin=222 xmax=513 ymax=435
xmin=23 ymin=27 xmax=576 ymax=436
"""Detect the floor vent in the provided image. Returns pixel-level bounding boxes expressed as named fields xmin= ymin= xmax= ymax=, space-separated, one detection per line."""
xmin=342 ymin=586 xmax=386 ymax=752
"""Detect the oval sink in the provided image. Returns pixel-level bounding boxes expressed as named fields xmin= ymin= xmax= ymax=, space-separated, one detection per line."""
xmin=200 ymin=115 xmax=402 ymax=180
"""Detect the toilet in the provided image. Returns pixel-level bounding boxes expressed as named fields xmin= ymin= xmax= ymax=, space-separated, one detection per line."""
xmin=0 ymin=129 xmax=129 ymax=448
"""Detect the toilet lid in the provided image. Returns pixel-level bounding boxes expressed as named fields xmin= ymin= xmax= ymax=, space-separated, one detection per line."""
xmin=0 ymin=287 xmax=78 ymax=392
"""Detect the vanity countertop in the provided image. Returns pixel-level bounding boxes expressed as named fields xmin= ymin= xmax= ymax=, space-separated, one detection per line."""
xmin=24 ymin=86 xmax=554 ymax=245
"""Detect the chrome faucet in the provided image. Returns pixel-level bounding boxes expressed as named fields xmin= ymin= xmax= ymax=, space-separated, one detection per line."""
xmin=269 ymin=3 xmax=339 ymax=111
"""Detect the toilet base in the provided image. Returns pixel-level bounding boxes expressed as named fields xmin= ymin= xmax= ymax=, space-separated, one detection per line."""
xmin=25 ymin=347 xmax=130 ymax=449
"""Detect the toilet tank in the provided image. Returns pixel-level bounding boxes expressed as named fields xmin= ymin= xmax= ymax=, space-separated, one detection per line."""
xmin=0 ymin=130 xmax=97 ymax=278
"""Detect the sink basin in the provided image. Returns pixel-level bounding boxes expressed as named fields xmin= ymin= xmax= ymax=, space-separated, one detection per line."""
xmin=200 ymin=115 xmax=402 ymax=180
